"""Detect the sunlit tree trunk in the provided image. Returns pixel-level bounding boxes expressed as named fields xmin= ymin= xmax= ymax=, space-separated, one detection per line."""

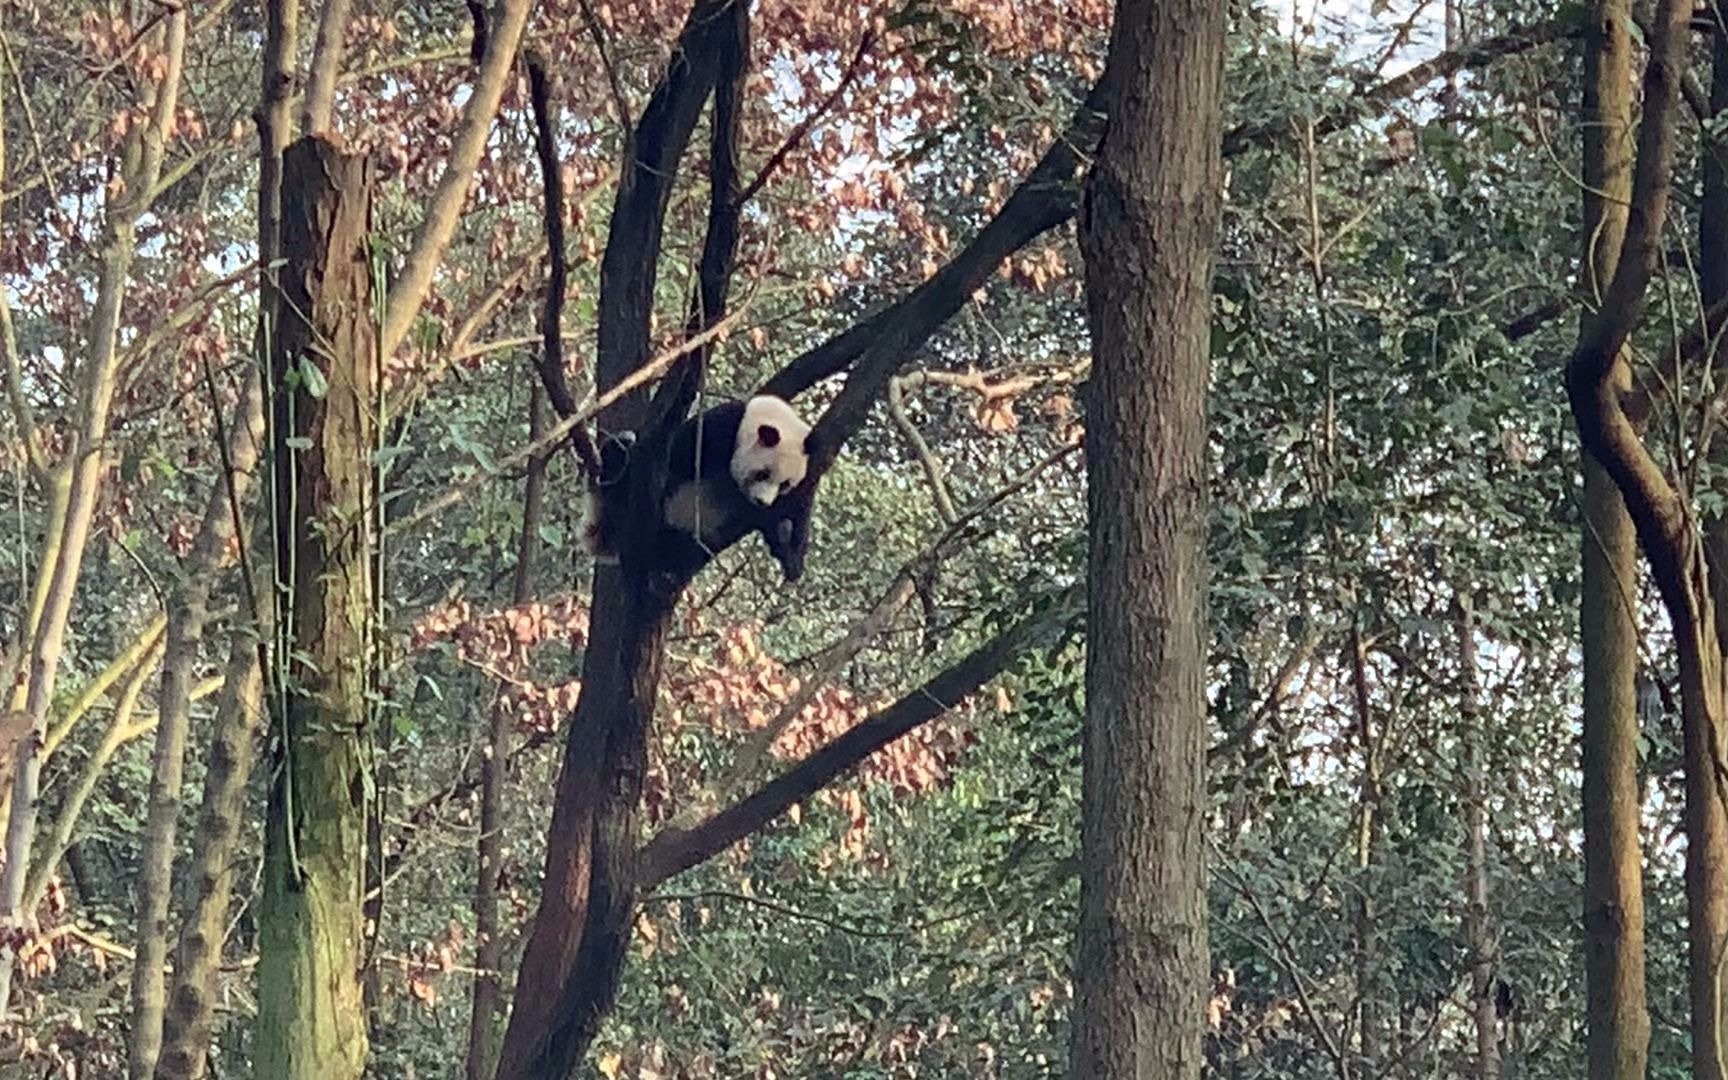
xmin=1566 ymin=2 xmax=1728 ymax=1076
xmin=1065 ymin=0 xmax=1224 ymax=1075
xmin=0 ymin=5 xmax=188 ymax=1019
xmin=1576 ymin=2 xmax=1649 ymax=1072
xmin=155 ymin=632 xmax=266 ymax=1080
xmin=253 ymin=134 xmax=377 ymax=1080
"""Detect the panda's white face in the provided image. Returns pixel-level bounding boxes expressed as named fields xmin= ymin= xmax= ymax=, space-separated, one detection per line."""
xmin=731 ymin=395 xmax=811 ymax=507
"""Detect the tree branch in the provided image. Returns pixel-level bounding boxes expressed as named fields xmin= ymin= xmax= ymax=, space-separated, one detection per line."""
xmin=525 ymin=49 xmax=576 ymax=422
xmin=1567 ymin=0 xmax=1695 ymax=583
xmin=381 ymin=0 xmax=534 ymax=360
xmin=642 ymin=0 xmax=750 ymax=442
xmin=735 ymin=27 xmax=875 ymax=209
xmin=594 ymin=0 xmax=736 ymax=427
xmin=299 ymin=0 xmax=354 ymax=134
xmin=391 ymin=312 xmax=743 ymax=535
xmin=763 ymin=17 xmax=1574 ymax=414
xmin=637 ymin=585 xmax=1082 ymax=889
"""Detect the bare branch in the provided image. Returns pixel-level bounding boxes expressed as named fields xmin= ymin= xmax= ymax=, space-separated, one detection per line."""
xmin=26 ymin=630 xmax=164 ymax=909
xmin=391 ymin=313 xmax=744 ymax=535
xmin=576 ymin=0 xmax=631 ymax=140
xmin=637 ymin=585 xmax=1082 ymax=889
xmin=41 ymin=613 xmax=169 ymax=760
xmin=381 ymin=0 xmax=535 ymax=359
xmin=300 ymin=0 xmax=355 ymax=134
xmin=886 ymin=377 xmax=958 ymax=524
xmin=735 ymin=28 xmax=875 ymax=209
xmin=526 ymin=49 xmax=578 ymax=422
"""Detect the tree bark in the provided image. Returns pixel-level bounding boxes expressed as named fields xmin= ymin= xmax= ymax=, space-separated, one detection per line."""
xmin=1582 ymin=4 xmax=1645 ymax=1071
xmin=155 ymin=631 xmax=265 ymax=1080
xmin=1577 ymin=5 xmax=1650 ymax=1078
xmin=494 ymin=6 xmax=743 ymax=1076
xmin=253 ymin=135 xmax=377 ymax=1080
xmin=1565 ymin=2 xmax=1728 ymax=1076
xmin=1065 ymin=0 xmax=1223 ymax=1075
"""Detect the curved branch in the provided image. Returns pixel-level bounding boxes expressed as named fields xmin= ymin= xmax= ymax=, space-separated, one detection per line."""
xmin=1567 ymin=0 xmax=1695 ymax=586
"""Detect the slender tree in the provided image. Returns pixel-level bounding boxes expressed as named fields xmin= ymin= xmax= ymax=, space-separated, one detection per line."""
xmin=1065 ymin=0 xmax=1225 ymax=1075
xmin=1577 ymin=4 xmax=1650 ymax=1074
xmin=0 ymin=5 xmax=189 ymax=1019
xmin=467 ymin=386 xmax=548 ymax=1079
xmin=1565 ymin=0 xmax=1728 ymax=1074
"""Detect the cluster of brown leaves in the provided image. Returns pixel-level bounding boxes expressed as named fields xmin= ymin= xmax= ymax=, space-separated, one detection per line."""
xmin=9 ymin=1013 xmax=125 ymax=1079
xmin=409 ymin=596 xmax=591 ymax=734
xmin=396 ymin=921 xmax=470 ymax=1010
xmin=652 ymin=618 xmax=977 ymax=857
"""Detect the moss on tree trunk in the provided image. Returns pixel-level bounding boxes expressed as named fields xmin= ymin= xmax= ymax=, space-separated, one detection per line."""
xmin=254 ymin=134 xmax=376 ymax=1080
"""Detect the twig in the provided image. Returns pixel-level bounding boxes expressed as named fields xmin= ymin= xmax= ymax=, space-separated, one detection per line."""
xmin=643 ymin=889 xmax=908 ymax=939
xmin=390 ymin=312 xmax=743 ymax=534
xmin=886 ymin=376 xmax=958 ymax=523
xmin=575 ymin=0 xmax=631 ymax=143
xmin=735 ymin=28 xmax=876 ymax=209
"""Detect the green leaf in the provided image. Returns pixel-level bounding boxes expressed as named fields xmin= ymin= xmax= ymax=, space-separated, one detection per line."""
xmin=299 ymin=357 xmax=329 ymax=399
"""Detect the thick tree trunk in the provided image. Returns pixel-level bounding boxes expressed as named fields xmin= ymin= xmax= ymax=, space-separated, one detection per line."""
xmin=1577 ymin=3 xmax=1648 ymax=1074
xmin=1065 ymin=0 xmax=1223 ymax=1075
xmin=253 ymin=135 xmax=376 ymax=1080
xmin=494 ymin=6 xmax=742 ymax=1076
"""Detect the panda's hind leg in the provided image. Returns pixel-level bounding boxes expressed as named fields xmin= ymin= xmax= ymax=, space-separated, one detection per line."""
xmin=581 ymin=430 xmax=637 ymax=564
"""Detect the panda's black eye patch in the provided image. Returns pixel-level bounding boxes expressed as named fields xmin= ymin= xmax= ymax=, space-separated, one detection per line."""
xmin=778 ymin=479 xmax=793 ymax=494
xmin=750 ymin=469 xmax=771 ymax=484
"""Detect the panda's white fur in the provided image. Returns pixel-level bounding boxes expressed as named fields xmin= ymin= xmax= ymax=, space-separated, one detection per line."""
xmin=727 ymin=395 xmax=811 ymax=507
xmin=580 ymin=395 xmax=812 ymax=566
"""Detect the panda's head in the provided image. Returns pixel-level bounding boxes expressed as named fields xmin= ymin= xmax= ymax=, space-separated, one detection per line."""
xmin=731 ymin=395 xmax=812 ymax=507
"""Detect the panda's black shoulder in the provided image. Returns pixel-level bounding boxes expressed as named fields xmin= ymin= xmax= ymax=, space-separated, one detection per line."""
xmin=666 ymin=399 xmax=748 ymax=482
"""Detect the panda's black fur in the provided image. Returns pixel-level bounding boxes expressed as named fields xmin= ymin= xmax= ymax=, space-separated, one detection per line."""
xmin=582 ymin=395 xmax=818 ymax=582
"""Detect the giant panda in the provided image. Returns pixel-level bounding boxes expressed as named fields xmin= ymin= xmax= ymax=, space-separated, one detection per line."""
xmin=580 ymin=394 xmax=817 ymax=580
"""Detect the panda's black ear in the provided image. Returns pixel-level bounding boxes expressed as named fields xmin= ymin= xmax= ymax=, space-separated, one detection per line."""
xmin=757 ymin=423 xmax=782 ymax=448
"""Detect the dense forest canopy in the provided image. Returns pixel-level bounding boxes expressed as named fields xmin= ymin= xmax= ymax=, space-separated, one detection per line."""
xmin=2 ymin=0 xmax=1726 ymax=1076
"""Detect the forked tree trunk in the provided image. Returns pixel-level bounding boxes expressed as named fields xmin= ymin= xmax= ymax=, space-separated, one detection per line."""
xmin=1065 ymin=0 xmax=1224 ymax=1075
xmin=1576 ymin=5 xmax=1650 ymax=1076
xmin=1565 ymin=2 xmax=1728 ymax=1076
xmin=253 ymin=135 xmax=377 ymax=1080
